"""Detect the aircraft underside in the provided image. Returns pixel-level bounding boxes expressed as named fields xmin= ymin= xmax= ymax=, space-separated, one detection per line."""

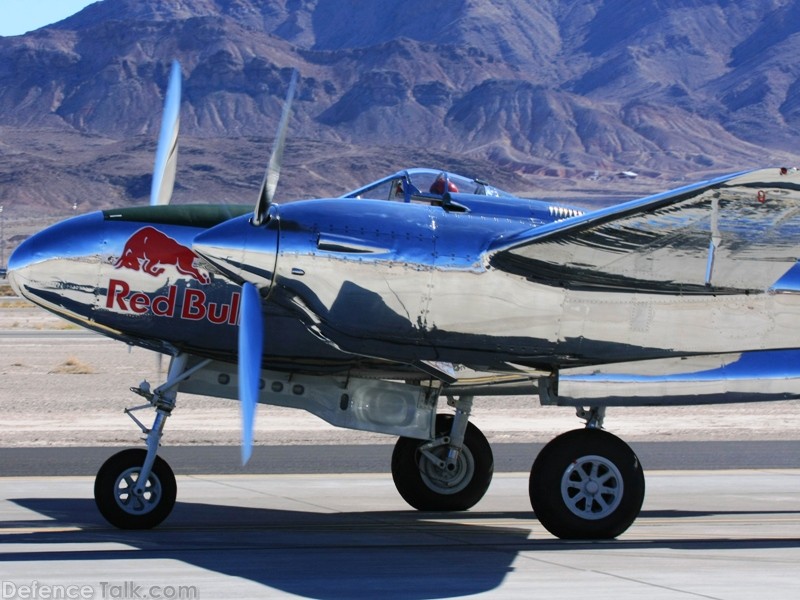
xmin=87 ymin=350 xmax=646 ymax=540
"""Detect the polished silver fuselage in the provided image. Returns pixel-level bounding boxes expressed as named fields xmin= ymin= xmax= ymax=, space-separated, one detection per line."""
xmin=195 ymin=168 xmax=800 ymax=375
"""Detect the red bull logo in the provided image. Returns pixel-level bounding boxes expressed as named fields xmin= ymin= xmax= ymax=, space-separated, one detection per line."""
xmin=106 ymin=227 xmax=240 ymax=325
xmin=114 ymin=226 xmax=210 ymax=284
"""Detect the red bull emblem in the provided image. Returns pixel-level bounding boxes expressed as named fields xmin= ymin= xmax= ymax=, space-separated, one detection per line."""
xmin=114 ymin=226 xmax=210 ymax=284
xmin=106 ymin=227 xmax=240 ymax=325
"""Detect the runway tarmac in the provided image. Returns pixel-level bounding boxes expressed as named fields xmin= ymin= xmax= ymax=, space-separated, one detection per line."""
xmin=1 ymin=470 xmax=798 ymax=599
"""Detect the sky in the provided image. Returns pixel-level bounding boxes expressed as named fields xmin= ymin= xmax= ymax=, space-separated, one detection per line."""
xmin=0 ymin=0 xmax=99 ymax=37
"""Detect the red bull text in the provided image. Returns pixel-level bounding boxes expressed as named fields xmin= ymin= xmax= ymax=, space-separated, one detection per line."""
xmin=106 ymin=278 xmax=241 ymax=324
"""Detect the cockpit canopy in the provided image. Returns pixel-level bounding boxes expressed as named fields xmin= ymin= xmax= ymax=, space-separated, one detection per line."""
xmin=341 ymin=168 xmax=516 ymax=203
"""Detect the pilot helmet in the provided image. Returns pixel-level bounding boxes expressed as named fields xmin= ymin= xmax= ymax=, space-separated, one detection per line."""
xmin=430 ymin=175 xmax=458 ymax=195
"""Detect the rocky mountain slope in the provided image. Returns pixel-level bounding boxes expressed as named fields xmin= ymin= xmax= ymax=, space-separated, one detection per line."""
xmin=0 ymin=0 xmax=798 ymax=215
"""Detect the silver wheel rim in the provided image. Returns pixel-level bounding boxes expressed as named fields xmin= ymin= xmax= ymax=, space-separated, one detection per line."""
xmin=419 ymin=446 xmax=475 ymax=495
xmin=113 ymin=467 xmax=162 ymax=515
xmin=560 ymin=454 xmax=623 ymax=520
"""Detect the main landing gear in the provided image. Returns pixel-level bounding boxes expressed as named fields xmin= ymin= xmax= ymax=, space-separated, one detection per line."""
xmin=391 ymin=397 xmax=494 ymax=511
xmin=94 ymin=354 xmax=210 ymax=529
xmin=392 ymin=402 xmax=645 ymax=540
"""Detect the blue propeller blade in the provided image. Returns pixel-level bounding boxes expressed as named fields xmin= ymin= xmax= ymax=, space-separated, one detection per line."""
xmin=238 ymin=282 xmax=264 ymax=465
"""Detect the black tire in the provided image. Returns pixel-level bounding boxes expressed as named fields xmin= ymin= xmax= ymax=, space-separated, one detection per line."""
xmin=94 ymin=448 xmax=177 ymax=529
xmin=392 ymin=414 xmax=494 ymax=511
xmin=529 ymin=429 xmax=645 ymax=540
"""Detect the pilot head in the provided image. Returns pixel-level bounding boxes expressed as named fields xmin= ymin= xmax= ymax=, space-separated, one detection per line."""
xmin=430 ymin=175 xmax=458 ymax=195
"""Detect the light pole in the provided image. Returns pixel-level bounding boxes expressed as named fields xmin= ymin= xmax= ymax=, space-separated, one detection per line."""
xmin=0 ymin=205 xmax=4 ymax=269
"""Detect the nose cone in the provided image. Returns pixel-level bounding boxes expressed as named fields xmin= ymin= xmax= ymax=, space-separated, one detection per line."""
xmin=193 ymin=213 xmax=279 ymax=290
xmin=8 ymin=212 xmax=106 ymax=307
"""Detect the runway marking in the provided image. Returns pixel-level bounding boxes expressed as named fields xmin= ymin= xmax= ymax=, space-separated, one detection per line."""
xmin=0 ymin=525 xmax=83 ymax=534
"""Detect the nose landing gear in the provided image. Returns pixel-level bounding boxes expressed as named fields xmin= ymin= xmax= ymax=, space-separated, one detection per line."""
xmin=93 ymin=354 xmax=210 ymax=529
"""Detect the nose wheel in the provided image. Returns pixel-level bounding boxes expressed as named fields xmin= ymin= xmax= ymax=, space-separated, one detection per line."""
xmin=94 ymin=448 xmax=177 ymax=529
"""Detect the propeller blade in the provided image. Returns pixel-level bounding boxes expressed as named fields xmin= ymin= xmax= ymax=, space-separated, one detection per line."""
xmin=253 ymin=69 xmax=298 ymax=225
xmin=238 ymin=282 xmax=264 ymax=465
xmin=155 ymin=352 xmax=164 ymax=384
xmin=150 ymin=60 xmax=182 ymax=206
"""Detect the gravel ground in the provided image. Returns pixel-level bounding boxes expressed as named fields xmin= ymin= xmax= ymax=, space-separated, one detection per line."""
xmin=2 ymin=301 xmax=799 ymax=447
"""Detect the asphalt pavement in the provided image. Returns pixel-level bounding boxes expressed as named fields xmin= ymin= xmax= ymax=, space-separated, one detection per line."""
xmin=1 ymin=471 xmax=798 ymax=599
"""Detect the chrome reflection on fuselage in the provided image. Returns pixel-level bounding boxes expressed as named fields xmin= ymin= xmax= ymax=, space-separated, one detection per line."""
xmin=195 ymin=173 xmax=575 ymax=370
xmin=197 ymin=168 xmax=800 ymax=372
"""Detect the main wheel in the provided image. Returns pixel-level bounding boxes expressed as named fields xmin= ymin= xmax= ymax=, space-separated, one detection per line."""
xmin=94 ymin=448 xmax=177 ymax=529
xmin=392 ymin=414 xmax=494 ymax=511
xmin=529 ymin=429 xmax=644 ymax=540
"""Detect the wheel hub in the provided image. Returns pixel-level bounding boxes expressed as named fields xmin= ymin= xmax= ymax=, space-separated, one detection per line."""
xmin=561 ymin=454 xmax=623 ymax=520
xmin=418 ymin=446 xmax=475 ymax=495
xmin=114 ymin=467 xmax=162 ymax=515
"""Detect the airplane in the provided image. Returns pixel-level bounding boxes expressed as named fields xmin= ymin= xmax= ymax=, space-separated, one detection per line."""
xmin=7 ymin=61 xmax=800 ymax=540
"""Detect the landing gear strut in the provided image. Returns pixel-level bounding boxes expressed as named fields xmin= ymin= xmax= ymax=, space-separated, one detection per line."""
xmin=94 ymin=353 xmax=209 ymax=529
xmin=391 ymin=396 xmax=494 ymax=511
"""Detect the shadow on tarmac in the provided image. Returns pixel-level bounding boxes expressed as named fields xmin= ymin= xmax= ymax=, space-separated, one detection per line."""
xmin=3 ymin=497 xmax=800 ymax=599
xmin=6 ymin=498 xmax=523 ymax=599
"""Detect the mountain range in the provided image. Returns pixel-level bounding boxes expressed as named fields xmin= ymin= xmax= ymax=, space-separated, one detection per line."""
xmin=0 ymin=0 xmax=799 ymax=215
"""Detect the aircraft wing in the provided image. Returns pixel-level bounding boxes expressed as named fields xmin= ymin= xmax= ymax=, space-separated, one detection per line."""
xmin=488 ymin=168 xmax=800 ymax=295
